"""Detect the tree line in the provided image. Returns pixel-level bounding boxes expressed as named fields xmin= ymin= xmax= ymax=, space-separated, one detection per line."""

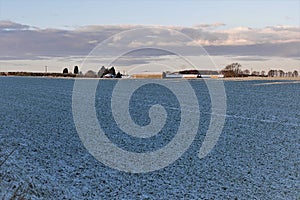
xmin=62 ymin=66 xmax=122 ymax=78
xmin=221 ymin=63 xmax=299 ymax=78
xmin=62 ymin=63 xmax=299 ymax=78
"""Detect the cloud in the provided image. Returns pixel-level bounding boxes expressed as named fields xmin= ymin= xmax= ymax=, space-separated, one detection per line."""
xmin=186 ymin=26 xmax=300 ymax=46
xmin=218 ymin=26 xmax=300 ymax=45
xmin=0 ymin=20 xmax=31 ymax=30
xmin=205 ymin=42 xmax=300 ymax=57
xmin=231 ymin=56 xmax=270 ymax=62
xmin=0 ymin=20 xmax=299 ymax=61
xmin=284 ymin=16 xmax=292 ymax=20
xmin=193 ymin=22 xmax=226 ymax=29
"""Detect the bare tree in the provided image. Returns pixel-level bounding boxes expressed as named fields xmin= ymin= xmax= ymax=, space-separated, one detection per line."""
xmin=251 ymin=71 xmax=259 ymax=76
xmin=243 ymin=69 xmax=250 ymax=75
xmin=74 ymin=66 xmax=79 ymax=74
xmin=221 ymin=63 xmax=242 ymax=77
xmin=293 ymin=70 xmax=298 ymax=77
xmin=268 ymin=70 xmax=275 ymax=77
xmin=85 ymin=70 xmax=97 ymax=78
xmin=278 ymin=70 xmax=285 ymax=77
xmin=63 ymin=68 xmax=68 ymax=74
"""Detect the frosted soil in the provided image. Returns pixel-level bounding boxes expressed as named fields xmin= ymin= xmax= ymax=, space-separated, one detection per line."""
xmin=0 ymin=77 xmax=299 ymax=199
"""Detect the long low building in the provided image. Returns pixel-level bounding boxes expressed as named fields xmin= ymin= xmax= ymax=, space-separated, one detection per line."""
xmin=131 ymin=72 xmax=166 ymax=79
xmin=200 ymin=74 xmax=224 ymax=78
xmin=166 ymin=74 xmax=224 ymax=78
xmin=165 ymin=74 xmax=199 ymax=78
xmin=166 ymin=69 xmax=224 ymax=78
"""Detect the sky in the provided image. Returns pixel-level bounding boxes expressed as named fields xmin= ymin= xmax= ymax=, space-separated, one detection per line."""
xmin=1 ymin=0 xmax=299 ymax=28
xmin=0 ymin=0 xmax=299 ymax=73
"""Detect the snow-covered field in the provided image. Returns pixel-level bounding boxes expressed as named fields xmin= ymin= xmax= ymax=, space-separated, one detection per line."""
xmin=0 ymin=77 xmax=299 ymax=199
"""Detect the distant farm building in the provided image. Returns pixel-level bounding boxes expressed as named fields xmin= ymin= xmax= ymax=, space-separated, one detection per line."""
xmin=131 ymin=72 xmax=166 ymax=79
xmin=198 ymin=70 xmax=224 ymax=78
xmin=166 ymin=70 xmax=223 ymax=78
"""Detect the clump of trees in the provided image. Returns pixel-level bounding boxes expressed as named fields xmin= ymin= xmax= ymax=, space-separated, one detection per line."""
xmin=62 ymin=65 xmax=122 ymax=78
xmin=63 ymin=68 xmax=69 ymax=74
xmin=268 ymin=69 xmax=298 ymax=77
xmin=97 ymin=66 xmax=122 ymax=78
xmin=221 ymin=63 xmax=243 ymax=77
xmin=74 ymin=66 xmax=79 ymax=75
xmin=84 ymin=70 xmax=97 ymax=78
xmin=221 ymin=63 xmax=299 ymax=78
xmin=62 ymin=66 xmax=80 ymax=76
xmin=63 ymin=66 xmax=122 ymax=78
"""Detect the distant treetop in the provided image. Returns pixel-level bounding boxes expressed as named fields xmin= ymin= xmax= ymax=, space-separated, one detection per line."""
xmin=63 ymin=68 xmax=68 ymax=74
xmin=74 ymin=66 xmax=79 ymax=74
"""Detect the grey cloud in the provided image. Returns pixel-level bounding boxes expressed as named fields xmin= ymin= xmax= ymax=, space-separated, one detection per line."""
xmin=180 ymin=27 xmax=228 ymax=43
xmin=0 ymin=28 xmax=99 ymax=58
xmin=232 ymin=56 xmax=270 ymax=61
xmin=0 ymin=21 xmax=299 ymax=60
xmin=266 ymin=26 xmax=299 ymax=32
xmin=0 ymin=55 xmax=52 ymax=60
xmin=121 ymin=48 xmax=176 ymax=57
xmin=111 ymin=58 xmax=151 ymax=66
xmin=193 ymin=23 xmax=226 ymax=29
xmin=205 ymin=42 xmax=300 ymax=58
xmin=0 ymin=20 xmax=31 ymax=30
